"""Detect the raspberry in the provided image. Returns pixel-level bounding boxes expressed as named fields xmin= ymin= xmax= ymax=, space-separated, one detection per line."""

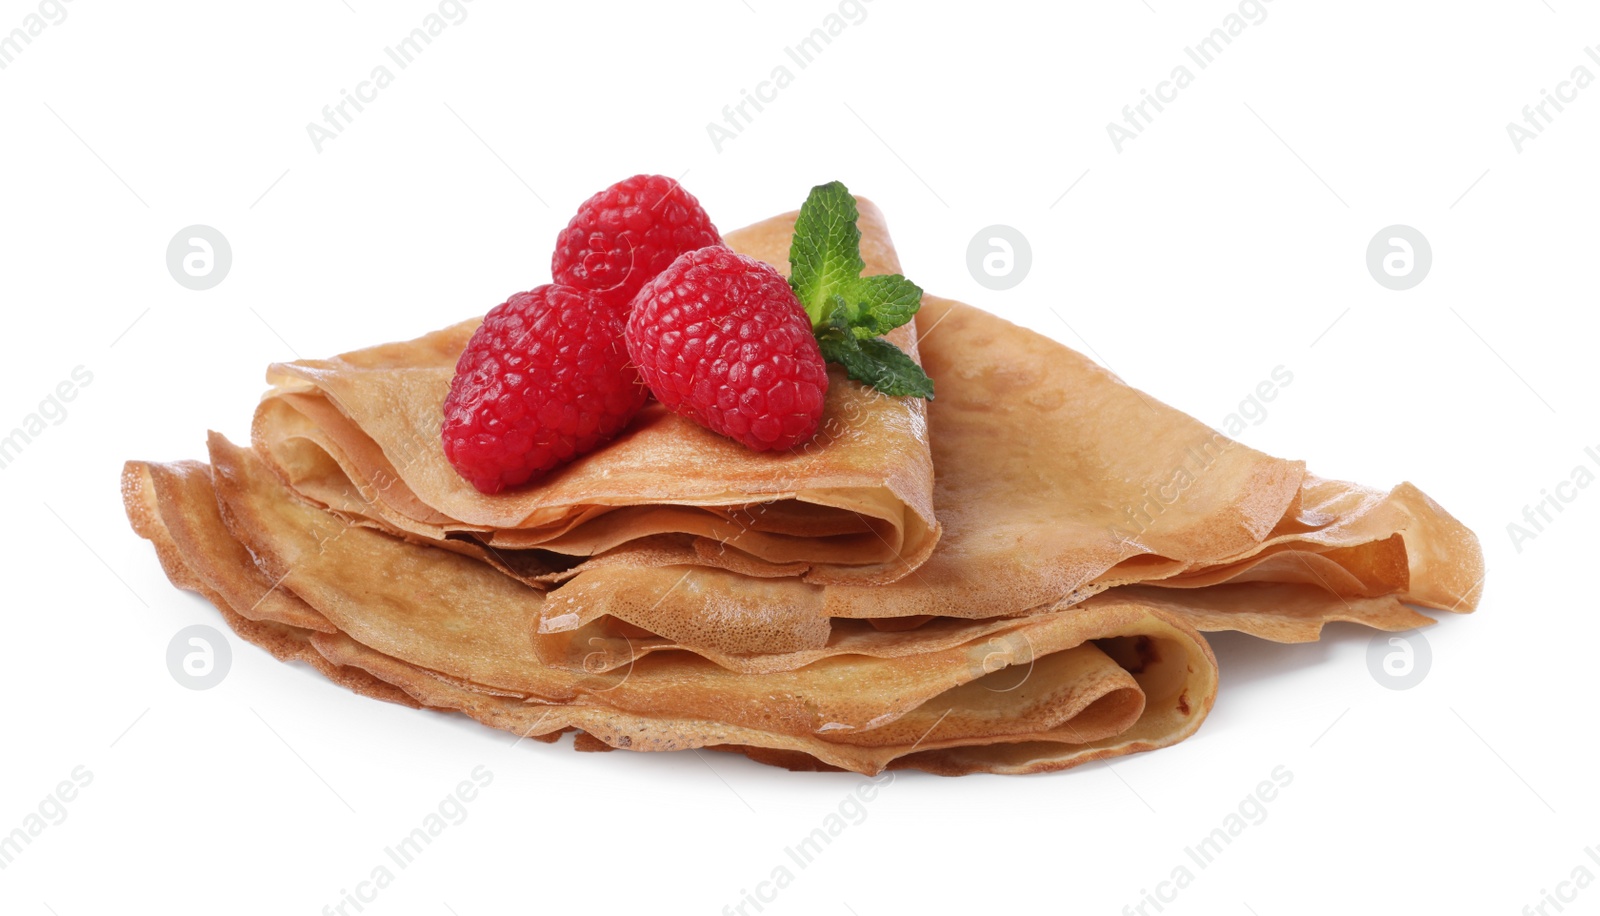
xmin=552 ymin=174 xmax=723 ymax=310
xmin=442 ymin=285 xmax=646 ymax=493
xmin=626 ymin=247 xmax=828 ymax=452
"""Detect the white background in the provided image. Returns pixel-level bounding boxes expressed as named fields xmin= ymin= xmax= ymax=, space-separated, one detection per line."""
xmin=2 ymin=1 xmax=1596 ymax=913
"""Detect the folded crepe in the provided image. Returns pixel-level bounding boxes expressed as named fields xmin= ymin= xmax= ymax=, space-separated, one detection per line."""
xmin=251 ymin=202 xmax=937 ymax=587
xmin=525 ymin=213 xmax=1479 ymax=670
xmin=126 ymin=435 xmax=1218 ymax=776
xmin=248 ymin=204 xmax=1478 ymax=668
xmin=122 ymin=200 xmax=1483 ymax=775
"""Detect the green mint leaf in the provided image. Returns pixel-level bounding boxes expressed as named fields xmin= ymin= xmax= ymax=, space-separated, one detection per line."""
xmin=837 ymin=274 xmax=923 ymax=338
xmin=788 ymin=180 xmax=932 ymax=399
xmin=816 ymin=297 xmax=853 ymax=342
xmin=789 ymin=181 xmax=864 ymax=326
xmin=817 ymin=333 xmax=935 ymax=400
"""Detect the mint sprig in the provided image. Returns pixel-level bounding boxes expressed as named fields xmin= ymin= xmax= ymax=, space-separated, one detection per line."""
xmin=788 ymin=181 xmax=934 ymax=399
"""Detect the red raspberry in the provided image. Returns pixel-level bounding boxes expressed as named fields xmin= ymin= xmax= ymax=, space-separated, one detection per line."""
xmin=625 ymin=247 xmax=828 ymax=451
xmin=442 ymin=285 xmax=646 ymax=493
xmin=552 ymin=174 xmax=723 ymax=310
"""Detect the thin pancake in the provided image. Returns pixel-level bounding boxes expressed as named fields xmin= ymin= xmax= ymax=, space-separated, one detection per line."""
xmin=254 ymin=205 xmax=1480 ymax=668
xmin=251 ymin=201 xmax=937 ymax=586
xmin=120 ymin=434 xmax=1219 ymax=775
xmin=528 ymin=296 xmax=1479 ymax=669
xmin=122 ymin=460 xmax=423 ymax=709
xmin=120 ymin=197 xmax=1484 ymax=776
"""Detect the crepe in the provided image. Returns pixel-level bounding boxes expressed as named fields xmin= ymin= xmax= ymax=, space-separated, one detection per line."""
xmin=250 ymin=201 xmax=937 ymax=588
xmin=121 ymin=199 xmax=1483 ymax=775
xmin=124 ymin=435 xmax=1218 ymax=776
xmin=517 ymin=211 xmax=1479 ymax=668
xmin=121 ymin=459 xmax=424 ymax=711
xmin=251 ymin=205 xmax=1480 ymax=670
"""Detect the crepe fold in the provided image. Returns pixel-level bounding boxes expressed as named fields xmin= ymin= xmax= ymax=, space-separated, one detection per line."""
xmin=125 ymin=436 xmax=1218 ymax=776
xmin=123 ymin=200 xmax=1482 ymax=775
xmin=250 ymin=200 xmax=937 ymax=588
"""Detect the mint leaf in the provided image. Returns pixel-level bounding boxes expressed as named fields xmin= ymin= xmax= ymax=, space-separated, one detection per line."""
xmin=818 ymin=334 xmax=936 ymax=400
xmin=788 ymin=180 xmax=931 ymax=399
xmin=789 ymin=181 xmax=865 ymax=326
xmin=837 ymin=274 xmax=922 ymax=338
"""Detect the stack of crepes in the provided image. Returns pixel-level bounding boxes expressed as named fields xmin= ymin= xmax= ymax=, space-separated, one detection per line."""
xmin=122 ymin=200 xmax=1484 ymax=776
